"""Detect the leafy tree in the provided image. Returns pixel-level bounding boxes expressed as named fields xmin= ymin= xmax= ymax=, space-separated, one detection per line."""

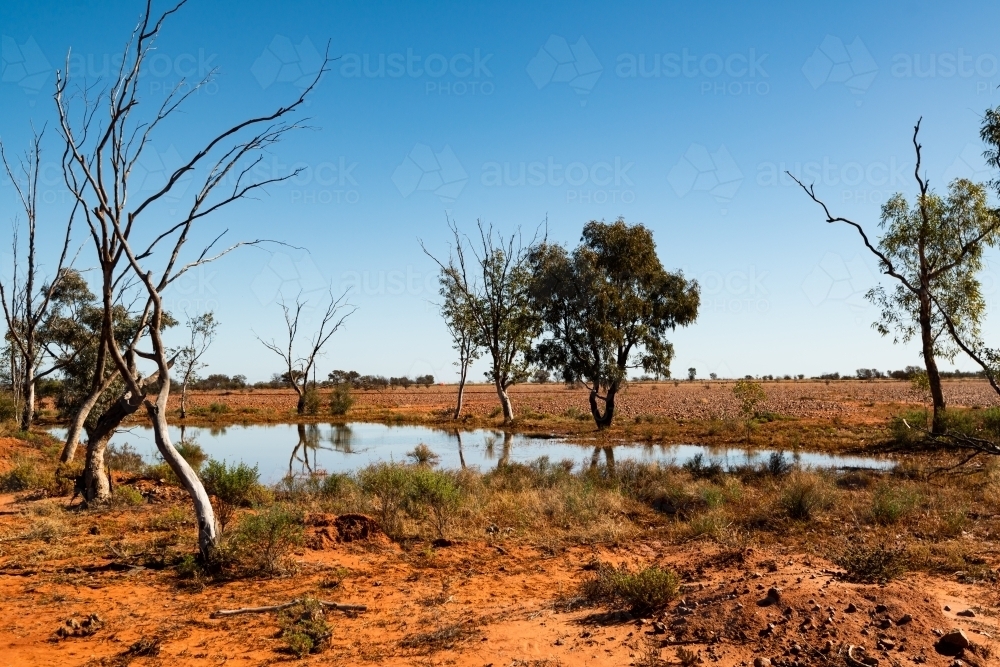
xmin=177 ymin=312 xmax=218 ymax=419
xmin=791 ymin=120 xmax=1000 ymax=434
xmin=732 ymin=378 xmax=765 ymax=443
xmin=528 ymin=219 xmax=700 ymax=429
xmin=438 ymin=272 xmax=481 ymax=418
xmin=423 ymin=219 xmax=542 ymax=424
xmin=687 ymin=367 xmax=696 ymax=381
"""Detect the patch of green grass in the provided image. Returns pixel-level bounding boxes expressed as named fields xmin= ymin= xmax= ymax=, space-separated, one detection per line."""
xmin=279 ymin=598 xmax=331 ymax=657
xmin=833 ymin=540 xmax=906 ymax=583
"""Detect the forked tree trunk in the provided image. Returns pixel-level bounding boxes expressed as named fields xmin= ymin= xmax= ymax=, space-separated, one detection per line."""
xmin=494 ymin=380 xmax=514 ymax=424
xmin=588 ymin=385 xmax=618 ymax=430
xmin=61 ymin=386 xmax=104 ymax=463
xmin=454 ymin=365 xmax=469 ymax=419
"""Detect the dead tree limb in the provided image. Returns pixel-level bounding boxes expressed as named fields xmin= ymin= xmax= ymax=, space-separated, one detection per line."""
xmin=211 ymin=598 xmax=367 ymax=618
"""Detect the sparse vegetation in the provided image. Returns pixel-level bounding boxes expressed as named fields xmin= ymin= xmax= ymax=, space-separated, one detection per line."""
xmin=582 ymin=563 xmax=680 ymax=613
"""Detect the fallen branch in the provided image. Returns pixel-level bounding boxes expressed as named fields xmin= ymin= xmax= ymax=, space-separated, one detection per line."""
xmin=211 ymin=597 xmax=367 ymax=618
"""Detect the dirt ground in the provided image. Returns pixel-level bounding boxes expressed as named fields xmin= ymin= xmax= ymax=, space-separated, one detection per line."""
xmin=0 ymin=489 xmax=996 ymax=667
xmin=163 ymin=379 xmax=1000 ymax=424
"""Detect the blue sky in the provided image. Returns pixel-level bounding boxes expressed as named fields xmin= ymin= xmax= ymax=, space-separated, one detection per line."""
xmin=2 ymin=0 xmax=1000 ymax=382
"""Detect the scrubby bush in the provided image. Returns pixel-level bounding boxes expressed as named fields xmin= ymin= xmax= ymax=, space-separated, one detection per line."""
xmin=201 ymin=459 xmax=265 ymax=530
xmin=208 ymin=402 xmax=230 ymax=415
xmin=408 ymin=468 xmax=461 ymax=538
xmin=279 ymin=598 xmax=331 ymax=657
xmin=407 ymin=443 xmax=439 ymax=467
xmin=111 ymin=485 xmax=145 ymax=507
xmin=358 ymin=463 xmax=413 ymax=537
xmin=303 ymin=388 xmax=322 ymax=415
xmin=328 ymin=384 xmax=353 ymax=415
xmin=225 ymin=505 xmax=304 ymax=576
xmin=0 ymin=455 xmax=42 ymax=492
xmin=0 ymin=391 xmax=18 ymax=423
xmin=176 ymin=440 xmax=207 ymax=471
xmin=889 ymin=409 xmax=929 ymax=446
xmin=833 ymin=540 xmax=906 ymax=583
xmin=683 ymin=453 xmax=723 ymax=481
xmin=105 ymin=443 xmax=145 ymax=474
xmin=870 ymin=483 xmax=920 ymax=525
xmin=780 ymin=474 xmax=830 ymax=521
xmin=582 ymin=563 xmax=680 ymax=613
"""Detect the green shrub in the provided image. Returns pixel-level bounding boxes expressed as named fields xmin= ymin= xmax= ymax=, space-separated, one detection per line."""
xmin=358 ymin=463 xmax=413 ymax=537
xmin=833 ymin=540 xmax=906 ymax=583
xmin=408 ymin=468 xmax=461 ymax=538
xmin=889 ymin=409 xmax=929 ymax=446
xmin=111 ymin=485 xmax=145 ymax=507
xmin=870 ymin=483 xmax=920 ymax=525
xmin=201 ymin=459 xmax=264 ymax=531
xmin=0 ymin=391 xmax=19 ymax=423
xmin=683 ymin=453 xmax=723 ymax=481
xmin=780 ymin=474 xmax=830 ymax=521
xmin=226 ymin=505 xmax=304 ymax=576
xmin=303 ymin=389 xmax=321 ymax=415
xmin=0 ymin=455 xmax=42 ymax=492
xmin=176 ymin=440 xmax=207 ymax=471
xmin=582 ymin=564 xmax=680 ymax=613
xmin=320 ymin=472 xmax=355 ymax=498
xmin=328 ymin=384 xmax=353 ymax=416
xmin=407 ymin=443 xmax=439 ymax=467
xmin=106 ymin=443 xmax=145 ymax=474
xmin=278 ymin=598 xmax=331 ymax=657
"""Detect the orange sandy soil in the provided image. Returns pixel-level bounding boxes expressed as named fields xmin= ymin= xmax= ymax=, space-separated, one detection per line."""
xmin=0 ymin=486 xmax=997 ymax=667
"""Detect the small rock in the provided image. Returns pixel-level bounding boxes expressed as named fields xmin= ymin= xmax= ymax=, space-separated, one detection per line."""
xmin=822 ymin=640 xmax=833 ymax=653
xmin=878 ymin=639 xmax=896 ymax=650
xmin=939 ymin=629 xmax=970 ymax=649
xmin=768 ymin=587 xmax=782 ymax=601
xmin=846 ymin=603 xmax=858 ymax=613
xmin=897 ymin=614 xmax=912 ymax=626
xmin=861 ymin=657 xmax=879 ymax=666
xmin=753 ymin=658 xmax=771 ymax=667
xmin=877 ymin=618 xmax=893 ymax=629
xmin=944 ymin=605 xmax=951 ymax=612
xmin=875 ymin=604 xmax=888 ymax=613
xmin=956 ymin=609 xmax=976 ymax=618
xmin=652 ymin=622 xmax=667 ymax=635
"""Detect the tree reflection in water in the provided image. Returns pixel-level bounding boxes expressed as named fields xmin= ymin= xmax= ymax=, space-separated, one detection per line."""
xmin=483 ymin=431 xmax=513 ymax=469
xmin=287 ymin=424 xmax=357 ymax=477
xmin=590 ymin=445 xmax=615 ymax=475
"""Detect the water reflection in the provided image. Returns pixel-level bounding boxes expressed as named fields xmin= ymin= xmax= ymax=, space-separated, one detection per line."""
xmin=49 ymin=422 xmax=894 ymax=483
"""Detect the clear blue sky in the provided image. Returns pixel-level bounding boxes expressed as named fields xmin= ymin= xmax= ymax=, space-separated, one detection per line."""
xmin=2 ymin=0 xmax=1000 ymax=382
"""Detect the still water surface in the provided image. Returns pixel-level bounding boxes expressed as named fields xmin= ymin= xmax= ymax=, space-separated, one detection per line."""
xmin=52 ymin=422 xmax=893 ymax=483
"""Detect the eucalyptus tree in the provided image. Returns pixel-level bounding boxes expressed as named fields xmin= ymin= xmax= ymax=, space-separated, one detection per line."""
xmin=438 ymin=272 xmax=481 ymax=419
xmin=528 ymin=219 xmax=699 ymax=429
xmin=423 ymin=219 xmax=542 ymax=424
xmin=791 ymin=120 xmax=1000 ymax=434
xmin=0 ymin=131 xmax=79 ymax=430
xmin=177 ymin=312 xmax=218 ymax=419
xmin=54 ymin=0 xmax=330 ymax=556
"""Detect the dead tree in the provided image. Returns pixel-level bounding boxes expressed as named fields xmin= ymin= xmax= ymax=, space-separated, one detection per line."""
xmin=0 ymin=130 xmax=78 ymax=431
xmin=256 ymin=292 xmax=355 ymax=415
xmin=54 ymin=0 xmax=330 ymax=555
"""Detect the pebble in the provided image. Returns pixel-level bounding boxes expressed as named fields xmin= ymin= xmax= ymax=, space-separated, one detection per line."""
xmin=846 ymin=603 xmax=858 ymax=613
xmin=897 ymin=614 xmax=912 ymax=626
xmin=944 ymin=605 xmax=951 ymax=612
xmin=753 ymin=658 xmax=771 ymax=667
xmin=956 ymin=609 xmax=976 ymax=618
xmin=875 ymin=604 xmax=888 ymax=613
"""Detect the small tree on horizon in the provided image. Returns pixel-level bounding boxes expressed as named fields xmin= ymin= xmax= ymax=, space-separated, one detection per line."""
xmin=177 ymin=312 xmax=218 ymax=419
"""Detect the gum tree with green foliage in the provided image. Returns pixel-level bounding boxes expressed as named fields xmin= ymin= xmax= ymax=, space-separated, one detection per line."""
xmin=437 ymin=268 xmax=481 ymax=419
xmin=732 ymin=378 xmax=765 ymax=443
xmin=527 ymin=219 xmax=700 ymax=429
xmin=177 ymin=312 xmax=218 ymax=419
xmin=791 ymin=120 xmax=1000 ymax=435
xmin=423 ymin=219 xmax=542 ymax=424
